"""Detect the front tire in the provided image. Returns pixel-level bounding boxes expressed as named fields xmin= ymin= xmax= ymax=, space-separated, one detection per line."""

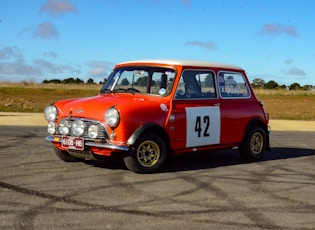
xmin=239 ymin=126 xmax=266 ymax=160
xmin=53 ymin=146 xmax=78 ymax=162
xmin=124 ymin=133 xmax=167 ymax=173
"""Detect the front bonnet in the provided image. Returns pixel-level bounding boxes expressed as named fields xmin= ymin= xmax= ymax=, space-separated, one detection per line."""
xmin=54 ymin=94 xmax=169 ymax=124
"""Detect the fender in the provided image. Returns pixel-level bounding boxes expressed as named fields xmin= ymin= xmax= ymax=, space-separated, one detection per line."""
xmin=243 ymin=118 xmax=270 ymax=151
xmin=127 ymin=122 xmax=167 ymax=146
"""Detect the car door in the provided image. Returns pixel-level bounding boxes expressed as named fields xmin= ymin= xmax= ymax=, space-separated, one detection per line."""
xmin=171 ymin=69 xmax=222 ymax=151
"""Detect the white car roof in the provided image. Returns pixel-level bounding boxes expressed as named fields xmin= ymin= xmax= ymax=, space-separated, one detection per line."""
xmin=118 ymin=59 xmax=243 ymax=70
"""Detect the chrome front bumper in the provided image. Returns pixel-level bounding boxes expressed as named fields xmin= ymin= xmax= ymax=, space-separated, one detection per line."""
xmin=45 ymin=136 xmax=129 ymax=152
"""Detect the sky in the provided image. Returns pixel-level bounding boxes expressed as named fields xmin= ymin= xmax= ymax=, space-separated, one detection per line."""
xmin=0 ymin=0 xmax=314 ymax=86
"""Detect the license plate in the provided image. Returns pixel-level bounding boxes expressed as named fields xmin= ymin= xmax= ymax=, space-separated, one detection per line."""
xmin=61 ymin=136 xmax=84 ymax=150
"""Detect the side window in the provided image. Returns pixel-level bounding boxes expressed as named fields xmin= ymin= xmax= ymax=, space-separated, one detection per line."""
xmin=175 ymin=70 xmax=216 ymax=99
xmin=218 ymin=72 xmax=250 ymax=98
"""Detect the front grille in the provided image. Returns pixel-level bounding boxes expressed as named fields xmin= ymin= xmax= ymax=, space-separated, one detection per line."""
xmin=56 ymin=118 xmax=109 ymax=140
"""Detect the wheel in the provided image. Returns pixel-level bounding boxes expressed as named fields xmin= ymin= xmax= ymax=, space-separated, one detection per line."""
xmin=239 ymin=126 xmax=266 ymax=160
xmin=124 ymin=133 xmax=167 ymax=173
xmin=53 ymin=146 xmax=78 ymax=162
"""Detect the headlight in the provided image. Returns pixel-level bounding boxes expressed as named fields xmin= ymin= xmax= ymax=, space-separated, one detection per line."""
xmin=105 ymin=107 xmax=120 ymax=128
xmin=58 ymin=119 xmax=70 ymax=135
xmin=72 ymin=120 xmax=85 ymax=136
xmin=88 ymin=125 xmax=99 ymax=138
xmin=47 ymin=122 xmax=56 ymax=134
xmin=44 ymin=106 xmax=58 ymax=122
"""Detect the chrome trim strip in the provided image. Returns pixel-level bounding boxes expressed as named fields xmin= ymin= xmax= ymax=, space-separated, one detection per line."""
xmin=85 ymin=142 xmax=129 ymax=151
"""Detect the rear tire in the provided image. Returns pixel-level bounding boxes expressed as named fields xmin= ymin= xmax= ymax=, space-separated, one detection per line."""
xmin=53 ymin=146 xmax=78 ymax=162
xmin=124 ymin=133 xmax=167 ymax=173
xmin=239 ymin=126 xmax=266 ymax=160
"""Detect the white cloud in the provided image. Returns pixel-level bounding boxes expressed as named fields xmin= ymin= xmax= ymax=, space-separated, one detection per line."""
xmin=87 ymin=61 xmax=115 ymax=78
xmin=185 ymin=40 xmax=217 ymax=50
xmin=0 ymin=46 xmax=81 ymax=82
xmin=34 ymin=58 xmax=74 ymax=74
xmin=33 ymin=22 xmax=59 ymax=39
xmin=284 ymin=59 xmax=294 ymax=65
xmin=0 ymin=58 xmax=41 ymax=76
xmin=180 ymin=0 xmax=191 ymax=8
xmin=40 ymin=0 xmax=77 ymax=16
xmin=43 ymin=51 xmax=58 ymax=58
xmin=0 ymin=46 xmax=23 ymax=60
xmin=260 ymin=23 xmax=298 ymax=37
xmin=287 ymin=67 xmax=306 ymax=76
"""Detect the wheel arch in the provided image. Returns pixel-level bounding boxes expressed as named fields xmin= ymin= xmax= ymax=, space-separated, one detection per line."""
xmin=242 ymin=118 xmax=270 ymax=151
xmin=127 ymin=122 xmax=171 ymax=151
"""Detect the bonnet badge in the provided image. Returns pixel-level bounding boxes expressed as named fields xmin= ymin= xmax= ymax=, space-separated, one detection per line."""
xmin=75 ymin=109 xmax=83 ymax=114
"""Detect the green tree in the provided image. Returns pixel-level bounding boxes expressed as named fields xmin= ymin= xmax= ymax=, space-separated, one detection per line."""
xmin=62 ymin=78 xmax=74 ymax=84
xmin=264 ymin=80 xmax=278 ymax=89
xmin=301 ymin=85 xmax=312 ymax=91
xmin=277 ymin=84 xmax=287 ymax=90
xmin=42 ymin=79 xmax=61 ymax=84
xmin=205 ymin=74 xmax=214 ymax=87
xmin=289 ymin=82 xmax=301 ymax=90
xmin=86 ymin=78 xmax=95 ymax=84
xmin=251 ymin=78 xmax=265 ymax=89
xmin=121 ymin=78 xmax=130 ymax=86
xmin=135 ymin=76 xmax=148 ymax=86
xmin=62 ymin=77 xmax=84 ymax=84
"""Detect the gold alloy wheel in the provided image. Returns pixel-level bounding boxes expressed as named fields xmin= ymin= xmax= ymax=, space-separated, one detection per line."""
xmin=250 ymin=132 xmax=264 ymax=155
xmin=137 ymin=140 xmax=160 ymax=167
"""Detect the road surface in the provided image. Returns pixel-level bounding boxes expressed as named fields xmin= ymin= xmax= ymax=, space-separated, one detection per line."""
xmin=0 ymin=126 xmax=314 ymax=229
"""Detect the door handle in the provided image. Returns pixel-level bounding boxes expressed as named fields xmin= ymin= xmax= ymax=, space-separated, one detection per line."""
xmin=214 ymin=103 xmax=220 ymax=106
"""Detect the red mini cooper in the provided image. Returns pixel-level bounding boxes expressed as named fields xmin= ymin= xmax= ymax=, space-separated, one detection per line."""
xmin=45 ymin=60 xmax=270 ymax=173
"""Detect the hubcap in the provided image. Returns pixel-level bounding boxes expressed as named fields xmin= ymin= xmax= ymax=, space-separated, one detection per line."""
xmin=137 ymin=140 xmax=160 ymax=167
xmin=250 ymin=132 xmax=264 ymax=155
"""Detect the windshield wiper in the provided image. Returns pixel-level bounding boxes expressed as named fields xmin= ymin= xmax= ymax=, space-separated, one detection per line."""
xmin=112 ymin=88 xmax=139 ymax=94
xmin=101 ymin=88 xmax=139 ymax=95
xmin=100 ymin=88 xmax=113 ymax=94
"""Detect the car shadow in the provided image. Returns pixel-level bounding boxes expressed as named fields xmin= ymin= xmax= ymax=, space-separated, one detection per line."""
xmin=84 ymin=147 xmax=315 ymax=173
xmin=162 ymin=147 xmax=315 ymax=173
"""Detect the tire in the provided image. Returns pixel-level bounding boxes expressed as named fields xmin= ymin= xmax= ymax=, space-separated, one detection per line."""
xmin=239 ymin=126 xmax=266 ymax=160
xmin=124 ymin=133 xmax=167 ymax=173
xmin=53 ymin=146 xmax=78 ymax=162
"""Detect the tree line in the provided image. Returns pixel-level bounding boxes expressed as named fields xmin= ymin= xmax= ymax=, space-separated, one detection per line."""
xmin=251 ymin=78 xmax=314 ymax=90
xmin=42 ymin=77 xmax=314 ymax=91
xmin=42 ymin=77 xmax=103 ymax=85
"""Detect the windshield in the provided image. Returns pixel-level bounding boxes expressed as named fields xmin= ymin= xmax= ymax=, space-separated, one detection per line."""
xmin=100 ymin=66 xmax=176 ymax=96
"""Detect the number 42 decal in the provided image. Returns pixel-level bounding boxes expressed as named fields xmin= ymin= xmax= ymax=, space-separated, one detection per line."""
xmin=195 ymin=116 xmax=210 ymax=137
xmin=186 ymin=106 xmax=220 ymax=147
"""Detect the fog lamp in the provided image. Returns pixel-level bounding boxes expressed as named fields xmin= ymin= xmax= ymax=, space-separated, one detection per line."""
xmin=47 ymin=122 xmax=56 ymax=134
xmin=58 ymin=119 xmax=70 ymax=135
xmin=72 ymin=120 xmax=85 ymax=136
xmin=88 ymin=125 xmax=99 ymax=138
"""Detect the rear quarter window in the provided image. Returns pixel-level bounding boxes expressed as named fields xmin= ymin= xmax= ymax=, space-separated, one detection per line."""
xmin=218 ymin=72 xmax=250 ymax=98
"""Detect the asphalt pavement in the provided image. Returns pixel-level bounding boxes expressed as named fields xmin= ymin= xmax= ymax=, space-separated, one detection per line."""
xmin=0 ymin=113 xmax=314 ymax=229
xmin=0 ymin=126 xmax=314 ymax=229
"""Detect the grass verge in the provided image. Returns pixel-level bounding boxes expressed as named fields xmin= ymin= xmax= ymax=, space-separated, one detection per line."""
xmin=1 ymin=83 xmax=314 ymax=120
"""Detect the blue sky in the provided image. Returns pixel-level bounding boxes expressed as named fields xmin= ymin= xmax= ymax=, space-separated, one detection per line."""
xmin=0 ymin=0 xmax=314 ymax=86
